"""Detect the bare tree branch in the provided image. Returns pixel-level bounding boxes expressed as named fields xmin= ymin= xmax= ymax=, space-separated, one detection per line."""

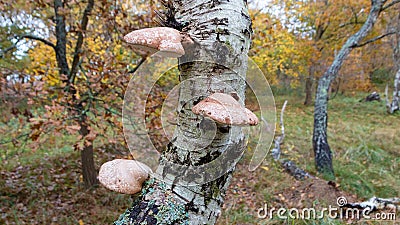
xmin=19 ymin=34 xmax=56 ymax=49
xmin=0 ymin=43 xmax=19 ymax=58
xmin=352 ymin=30 xmax=396 ymax=48
xmin=69 ymin=0 xmax=95 ymax=84
xmin=339 ymin=21 xmax=365 ymax=28
xmin=1 ymin=34 xmax=56 ymax=58
xmin=128 ymin=57 xmax=147 ymax=74
xmin=382 ymin=0 xmax=400 ymax=11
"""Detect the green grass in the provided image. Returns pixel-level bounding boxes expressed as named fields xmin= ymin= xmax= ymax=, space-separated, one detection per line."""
xmin=0 ymin=117 xmax=76 ymax=171
xmin=1 ymin=91 xmax=399 ymax=224
xmin=273 ymin=93 xmax=400 ymax=198
xmin=219 ymin=91 xmax=399 ymax=224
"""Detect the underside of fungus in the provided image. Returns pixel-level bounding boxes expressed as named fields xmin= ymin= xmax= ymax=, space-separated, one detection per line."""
xmin=98 ymin=159 xmax=152 ymax=194
xmin=123 ymin=27 xmax=185 ymax=58
xmin=192 ymin=93 xmax=259 ymax=126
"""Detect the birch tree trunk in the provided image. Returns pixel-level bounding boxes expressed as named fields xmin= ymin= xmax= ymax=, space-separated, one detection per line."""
xmin=115 ymin=0 xmax=252 ymax=224
xmin=388 ymin=4 xmax=400 ymax=113
xmin=388 ymin=69 xmax=400 ymax=113
xmin=313 ymin=0 xmax=387 ymax=178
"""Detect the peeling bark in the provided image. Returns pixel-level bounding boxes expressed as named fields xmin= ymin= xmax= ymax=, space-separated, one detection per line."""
xmin=313 ymin=0 xmax=389 ymax=178
xmin=115 ymin=0 xmax=252 ymax=224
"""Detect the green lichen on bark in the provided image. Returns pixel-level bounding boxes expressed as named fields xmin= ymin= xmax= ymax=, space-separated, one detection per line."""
xmin=153 ymin=197 xmax=188 ymax=225
xmin=114 ymin=179 xmax=189 ymax=225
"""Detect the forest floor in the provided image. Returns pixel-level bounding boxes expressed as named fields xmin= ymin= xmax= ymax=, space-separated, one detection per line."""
xmin=1 ymin=92 xmax=399 ymax=224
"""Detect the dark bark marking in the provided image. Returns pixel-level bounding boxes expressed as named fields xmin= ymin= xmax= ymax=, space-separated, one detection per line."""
xmin=211 ymin=17 xmax=229 ymax=26
xmin=241 ymin=28 xmax=251 ymax=40
xmin=217 ymin=126 xmax=230 ymax=133
xmin=212 ymin=41 xmax=230 ymax=64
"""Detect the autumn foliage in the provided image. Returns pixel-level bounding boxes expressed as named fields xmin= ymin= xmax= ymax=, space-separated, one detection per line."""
xmin=1 ymin=0 xmax=398 ymax=187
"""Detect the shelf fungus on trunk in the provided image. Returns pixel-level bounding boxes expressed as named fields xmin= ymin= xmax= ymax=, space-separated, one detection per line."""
xmin=123 ymin=27 xmax=186 ymax=58
xmin=192 ymin=93 xmax=259 ymax=126
xmin=98 ymin=159 xmax=152 ymax=194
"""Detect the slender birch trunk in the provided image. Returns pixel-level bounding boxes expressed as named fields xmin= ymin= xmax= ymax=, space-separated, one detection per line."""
xmin=313 ymin=0 xmax=387 ymax=178
xmin=388 ymin=69 xmax=400 ymax=113
xmin=387 ymin=4 xmax=400 ymax=113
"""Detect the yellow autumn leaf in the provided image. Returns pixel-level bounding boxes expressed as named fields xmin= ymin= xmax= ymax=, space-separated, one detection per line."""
xmin=261 ymin=166 xmax=269 ymax=171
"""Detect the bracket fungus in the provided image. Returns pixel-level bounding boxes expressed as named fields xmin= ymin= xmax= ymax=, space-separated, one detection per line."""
xmin=192 ymin=93 xmax=259 ymax=126
xmin=98 ymin=159 xmax=152 ymax=194
xmin=124 ymin=27 xmax=185 ymax=58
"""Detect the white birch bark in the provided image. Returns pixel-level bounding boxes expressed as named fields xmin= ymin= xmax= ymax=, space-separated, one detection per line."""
xmin=387 ymin=4 xmax=400 ymax=113
xmin=115 ymin=0 xmax=252 ymax=224
xmin=388 ymin=69 xmax=400 ymax=113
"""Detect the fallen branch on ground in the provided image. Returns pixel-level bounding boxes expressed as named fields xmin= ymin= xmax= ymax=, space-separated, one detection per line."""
xmin=359 ymin=92 xmax=381 ymax=102
xmin=271 ymin=100 xmax=313 ymax=180
xmin=344 ymin=197 xmax=400 ymax=212
xmin=270 ymin=100 xmax=287 ymax=161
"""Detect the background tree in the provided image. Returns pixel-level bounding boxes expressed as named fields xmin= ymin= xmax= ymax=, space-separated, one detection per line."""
xmin=264 ymin=0 xmax=398 ymax=104
xmin=250 ymin=10 xmax=312 ymax=89
xmin=0 ymin=0 xmax=157 ymax=188
xmin=313 ymin=0 xmax=400 ymax=178
xmin=386 ymin=3 xmax=400 ymax=113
